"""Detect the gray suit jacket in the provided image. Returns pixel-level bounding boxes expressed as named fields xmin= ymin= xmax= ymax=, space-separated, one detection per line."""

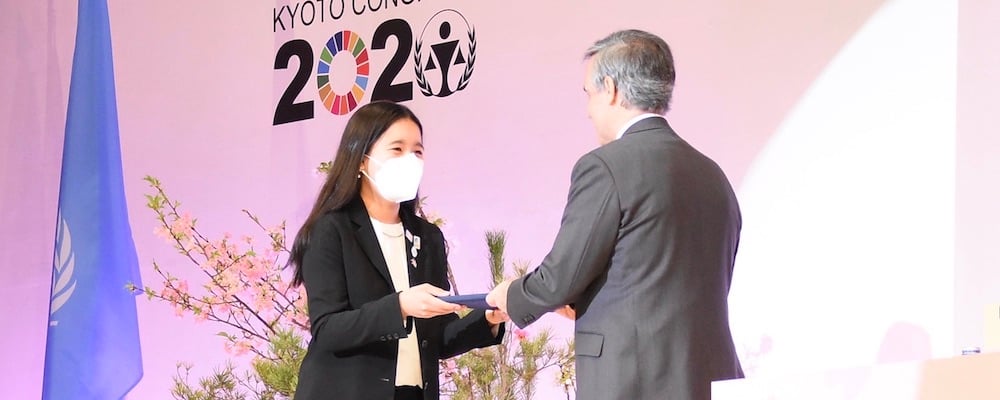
xmin=507 ymin=117 xmax=743 ymax=400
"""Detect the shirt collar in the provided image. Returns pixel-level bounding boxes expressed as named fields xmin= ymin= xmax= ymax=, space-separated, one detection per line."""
xmin=615 ymin=113 xmax=663 ymax=140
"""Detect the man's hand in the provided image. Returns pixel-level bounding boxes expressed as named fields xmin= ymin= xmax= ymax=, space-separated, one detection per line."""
xmin=554 ymin=305 xmax=576 ymax=320
xmin=486 ymin=278 xmax=514 ymax=314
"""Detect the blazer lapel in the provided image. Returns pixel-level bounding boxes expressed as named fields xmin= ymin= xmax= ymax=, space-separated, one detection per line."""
xmin=346 ymin=198 xmax=394 ymax=288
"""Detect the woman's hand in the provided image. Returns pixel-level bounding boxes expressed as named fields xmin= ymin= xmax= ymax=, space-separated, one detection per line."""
xmin=485 ymin=308 xmax=509 ymax=337
xmin=398 ymin=284 xmax=462 ymax=319
xmin=485 ymin=308 xmax=510 ymax=325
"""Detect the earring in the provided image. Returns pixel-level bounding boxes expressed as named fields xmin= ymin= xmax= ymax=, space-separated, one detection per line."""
xmin=357 ymin=171 xmax=362 ymax=179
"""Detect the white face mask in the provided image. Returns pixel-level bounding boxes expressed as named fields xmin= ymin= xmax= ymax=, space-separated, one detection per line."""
xmin=362 ymin=152 xmax=424 ymax=203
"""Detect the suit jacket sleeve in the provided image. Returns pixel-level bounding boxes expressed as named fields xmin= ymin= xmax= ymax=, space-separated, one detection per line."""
xmin=437 ymin=309 xmax=505 ymax=359
xmin=301 ymin=215 xmax=409 ymax=353
xmin=507 ymin=152 xmax=622 ymax=328
xmin=423 ymin=227 xmax=505 ymax=359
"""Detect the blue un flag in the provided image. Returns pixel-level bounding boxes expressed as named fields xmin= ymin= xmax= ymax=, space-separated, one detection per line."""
xmin=43 ymin=0 xmax=144 ymax=398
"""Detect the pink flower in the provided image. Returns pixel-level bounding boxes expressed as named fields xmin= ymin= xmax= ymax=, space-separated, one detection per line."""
xmin=176 ymin=280 xmax=190 ymax=296
xmin=224 ymin=340 xmax=250 ymax=356
xmin=440 ymin=359 xmax=459 ymax=378
xmin=233 ymin=341 xmax=250 ymax=356
xmin=252 ymin=287 xmax=273 ymax=311
xmin=199 ymin=260 xmax=220 ymax=275
xmin=243 ymin=262 xmax=266 ymax=282
xmin=161 ymin=286 xmax=178 ymax=302
xmin=513 ymin=328 xmax=529 ymax=340
xmin=267 ymin=224 xmax=283 ymax=237
xmin=293 ymin=313 xmax=310 ymax=328
xmin=216 ymin=269 xmax=240 ymax=296
xmin=193 ymin=307 xmax=209 ymax=323
xmin=170 ymin=213 xmax=195 ymax=237
xmin=153 ymin=225 xmax=172 ymax=240
xmin=260 ymin=248 xmax=278 ymax=263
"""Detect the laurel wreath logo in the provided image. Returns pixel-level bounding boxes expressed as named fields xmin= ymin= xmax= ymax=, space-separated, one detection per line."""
xmin=414 ymin=29 xmax=477 ymax=97
xmin=456 ymin=29 xmax=476 ymax=91
xmin=414 ymin=41 xmax=433 ymax=96
xmin=50 ymin=212 xmax=77 ymax=327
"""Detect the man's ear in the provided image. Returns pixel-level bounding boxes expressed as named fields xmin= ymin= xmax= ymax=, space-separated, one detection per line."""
xmin=602 ymin=75 xmax=620 ymax=106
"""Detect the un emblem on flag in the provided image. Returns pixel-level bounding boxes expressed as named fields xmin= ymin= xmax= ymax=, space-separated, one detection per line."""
xmin=414 ymin=9 xmax=476 ymax=98
xmin=49 ymin=211 xmax=77 ymax=327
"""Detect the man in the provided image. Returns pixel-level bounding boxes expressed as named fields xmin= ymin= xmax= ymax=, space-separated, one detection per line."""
xmin=486 ymin=29 xmax=744 ymax=400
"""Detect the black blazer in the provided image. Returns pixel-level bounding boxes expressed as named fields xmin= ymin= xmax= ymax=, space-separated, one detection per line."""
xmin=294 ymin=198 xmax=504 ymax=400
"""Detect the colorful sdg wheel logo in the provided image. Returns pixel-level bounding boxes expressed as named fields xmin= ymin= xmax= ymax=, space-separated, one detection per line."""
xmin=317 ymin=30 xmax=369 ymax=115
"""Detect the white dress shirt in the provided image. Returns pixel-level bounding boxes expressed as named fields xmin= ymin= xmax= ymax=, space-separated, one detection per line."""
xmin=615 ymin=113 xmax=664 ymax=140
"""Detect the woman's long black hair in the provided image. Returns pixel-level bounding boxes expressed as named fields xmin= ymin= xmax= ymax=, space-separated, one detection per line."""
xmin=289 ymin=101 xmax=423 ymax=286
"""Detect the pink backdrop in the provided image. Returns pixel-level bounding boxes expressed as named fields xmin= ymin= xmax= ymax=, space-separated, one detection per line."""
xmin=2 ymin=0 xmax=999 ymax=398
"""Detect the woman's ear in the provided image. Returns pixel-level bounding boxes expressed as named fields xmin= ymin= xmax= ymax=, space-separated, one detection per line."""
xmin=359 ymin=156 xmax=369 ymax=175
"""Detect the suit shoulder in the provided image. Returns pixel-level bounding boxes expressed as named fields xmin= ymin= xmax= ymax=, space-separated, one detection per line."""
xmin=575 ymin=144 xmax=641 ymax=183
xmin=309 ymin=209 xmax=351 ymax=237
xmin=574 ymin=148 xmax=615 ymax=171
xmin=316 ymin=208 xmax=349 ymax=225
xmin=566 ymin=151 xmax=619 ymax=192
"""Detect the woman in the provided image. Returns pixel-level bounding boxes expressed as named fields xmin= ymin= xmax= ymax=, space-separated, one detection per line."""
xmin=289 ymin=101 xmax=506 ymax=400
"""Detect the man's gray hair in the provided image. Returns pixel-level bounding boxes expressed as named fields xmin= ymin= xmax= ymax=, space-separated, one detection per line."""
xmin=584 ymin=29 xmax=675 ymax=114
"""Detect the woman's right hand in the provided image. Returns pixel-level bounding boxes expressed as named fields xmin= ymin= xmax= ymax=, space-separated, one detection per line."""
xmin=399 ymin=283 xmax=462 ymax=319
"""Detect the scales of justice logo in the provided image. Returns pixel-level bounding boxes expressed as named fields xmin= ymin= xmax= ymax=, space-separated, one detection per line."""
xmin=414 ymin=9 xmax=476 ymax=97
